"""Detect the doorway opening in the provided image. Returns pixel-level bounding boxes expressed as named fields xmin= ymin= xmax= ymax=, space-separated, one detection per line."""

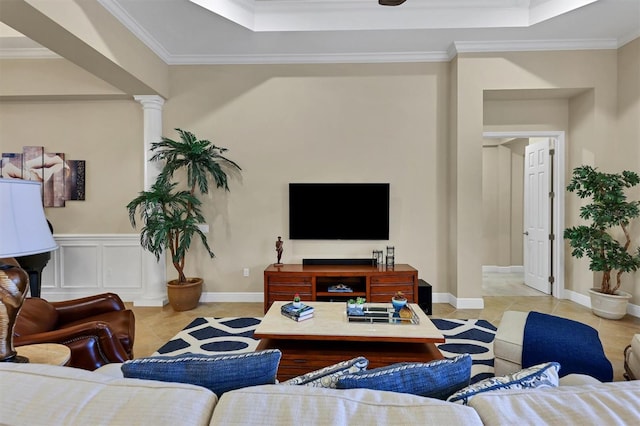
xmin=482 ymin=131 xmax=565 ymax=299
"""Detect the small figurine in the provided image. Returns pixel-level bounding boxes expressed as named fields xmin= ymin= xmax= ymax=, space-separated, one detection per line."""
xmin=275 ymin=236 xmax=284 ymax=265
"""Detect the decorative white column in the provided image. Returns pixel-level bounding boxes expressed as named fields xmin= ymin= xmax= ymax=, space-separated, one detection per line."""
xmin=133 ymin=95 xmax=167 ymax=307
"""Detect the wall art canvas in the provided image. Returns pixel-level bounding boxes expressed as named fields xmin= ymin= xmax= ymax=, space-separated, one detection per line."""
xmin=0 ymin=152 xmax=23 ymax=179
xmin=66 ymin=160 xmax=85 ymax=201
xmin=0 ymin=146 xmax=85 ymax=207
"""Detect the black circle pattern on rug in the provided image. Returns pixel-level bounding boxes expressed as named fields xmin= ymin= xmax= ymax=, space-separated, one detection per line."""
xmin=155 ymin=317 xmax=261 ymax=356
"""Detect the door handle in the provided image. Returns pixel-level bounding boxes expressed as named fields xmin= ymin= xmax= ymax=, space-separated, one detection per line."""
xmin=523 ymin=231 xmax=529 ymax=235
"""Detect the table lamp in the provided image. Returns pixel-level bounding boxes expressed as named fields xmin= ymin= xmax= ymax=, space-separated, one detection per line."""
xmin=0 ymin=178 xmax=58 ymax=362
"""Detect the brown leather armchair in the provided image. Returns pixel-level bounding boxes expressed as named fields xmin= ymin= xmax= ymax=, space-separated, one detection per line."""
xmin=14 ymin=293 xmax=135 ymax=371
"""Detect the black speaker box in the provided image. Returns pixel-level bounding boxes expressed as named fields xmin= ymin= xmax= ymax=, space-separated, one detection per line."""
xmin=418 ymin=279 xmax=432 ymax=315
xmin=302 ymin=258 xmax=375 ymax=266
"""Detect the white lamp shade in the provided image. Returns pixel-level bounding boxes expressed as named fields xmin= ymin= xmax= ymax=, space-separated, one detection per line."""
xmin=0 ymin=178 xmax=58 ymax=257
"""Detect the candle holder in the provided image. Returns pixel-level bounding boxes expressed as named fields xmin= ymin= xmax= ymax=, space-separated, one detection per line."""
xmin=386 ymin=246 xmax=395 ymax=267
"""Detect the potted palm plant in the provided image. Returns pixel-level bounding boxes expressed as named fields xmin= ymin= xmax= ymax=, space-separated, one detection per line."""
xmin=564 ymin=165 xmax=640 ymax=319
xmin=127 ymin=128 xmax=241 ymax=311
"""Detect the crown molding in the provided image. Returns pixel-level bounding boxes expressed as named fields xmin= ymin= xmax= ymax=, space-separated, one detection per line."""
xmin=1 ymin=37 xmax=626 ymax=64
xmin=165 ymin=51 xmax=451 ymax=65
xmin=452 ymin=38 xmax=619 ymax=55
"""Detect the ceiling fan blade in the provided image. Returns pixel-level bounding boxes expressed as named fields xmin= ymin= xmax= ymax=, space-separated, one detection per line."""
xmin=379 ymin=0 xmax=407 ymax=5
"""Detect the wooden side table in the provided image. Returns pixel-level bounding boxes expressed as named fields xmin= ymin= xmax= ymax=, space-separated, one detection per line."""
xmin=17 ymin=343 xmax=71 ymax=366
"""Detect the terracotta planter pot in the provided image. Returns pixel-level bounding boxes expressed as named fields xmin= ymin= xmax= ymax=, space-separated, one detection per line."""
xmin=588 ymin=288 xmax=631 ymax=320
xmin=167 ymin=278 xmax=203 ymax=311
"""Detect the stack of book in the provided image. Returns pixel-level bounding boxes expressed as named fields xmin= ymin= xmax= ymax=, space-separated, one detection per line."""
xmin=281 ymin=302 xmax=314 ymax=322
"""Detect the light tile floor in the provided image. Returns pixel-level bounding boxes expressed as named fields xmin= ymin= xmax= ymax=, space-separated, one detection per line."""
xmin=129 ymin=280 xmax=640 ymax=381
xmin=482 ymin=272 xmax=545 ymax=296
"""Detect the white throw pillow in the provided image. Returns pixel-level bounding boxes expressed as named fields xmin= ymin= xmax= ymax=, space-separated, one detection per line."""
xmin=447 ymin=362 xmax=560 ymax=405
xmin=281 ymin=357 xmax=369 ymax=388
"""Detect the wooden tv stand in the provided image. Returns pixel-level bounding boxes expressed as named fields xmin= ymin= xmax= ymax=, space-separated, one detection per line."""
xmin=263 ymin=263 xmax=418 ymax=313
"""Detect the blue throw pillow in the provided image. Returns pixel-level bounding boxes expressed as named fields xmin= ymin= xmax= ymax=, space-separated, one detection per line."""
xmin=121 ymin=350 xmax=281 ymax=396
xmin=335 ymin=354 xmax=471 ymax=400
xmin=447 ymin=361 xmax=560 ymax=405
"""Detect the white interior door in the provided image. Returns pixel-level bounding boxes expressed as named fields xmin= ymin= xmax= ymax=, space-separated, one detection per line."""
xmin=524 ymin=139 xmax=551 ymax=294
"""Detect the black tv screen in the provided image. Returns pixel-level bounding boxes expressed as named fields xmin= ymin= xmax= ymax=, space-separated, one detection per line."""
xmin=289 ymin=183 xmax=390 ymax=240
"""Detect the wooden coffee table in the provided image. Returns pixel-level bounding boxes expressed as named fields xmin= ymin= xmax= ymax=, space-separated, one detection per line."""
xmin=254 ymin=301 xmax=445 ymax=380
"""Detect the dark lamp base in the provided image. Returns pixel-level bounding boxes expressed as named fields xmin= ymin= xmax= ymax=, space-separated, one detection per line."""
xmin=1 ymin=354 xmax=29 ymax=363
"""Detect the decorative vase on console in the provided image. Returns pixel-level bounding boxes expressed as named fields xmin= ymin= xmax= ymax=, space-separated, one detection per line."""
xmin=391 ymin=291 xmax=407 ymax=311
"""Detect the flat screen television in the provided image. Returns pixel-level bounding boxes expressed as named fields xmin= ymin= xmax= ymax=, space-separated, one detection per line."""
xmin=289 ymin=183 xmax=389 ymax=240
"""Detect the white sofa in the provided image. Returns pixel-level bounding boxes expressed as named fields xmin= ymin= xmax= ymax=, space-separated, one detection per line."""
xmin=625 ymin=334 xmax=640 ymax=380
xmin=2 ymin=363 xmax=640 ymax=425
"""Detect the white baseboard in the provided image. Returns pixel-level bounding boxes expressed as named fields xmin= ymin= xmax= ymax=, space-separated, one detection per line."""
xmin=433 ymin=292 xmax=484 ymax=309
xmin=483 ymin=265 xmax=524 ymax=274
xmin=432 ymin=292 xmax=450 ymax=304
xmin=563 ymin=289 xmax=591 ymax=308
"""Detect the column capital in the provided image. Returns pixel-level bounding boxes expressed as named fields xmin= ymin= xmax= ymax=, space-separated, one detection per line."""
xmin=134 ymin=95 xmax=165 ymax=109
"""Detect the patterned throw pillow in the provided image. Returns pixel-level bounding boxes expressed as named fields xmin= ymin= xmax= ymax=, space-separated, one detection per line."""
xmin=121 ymin=350 xmax=281 ymax=397
xmin=281 ymin=357 xmax=369 ymax=388
xmin=335 ymin=354 xmax=472 ymax=400
xmin=447 ymin=361 xmax=560 ymax=405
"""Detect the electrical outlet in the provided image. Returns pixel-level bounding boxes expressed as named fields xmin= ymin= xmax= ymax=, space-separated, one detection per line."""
xmin=243 ymin=267 xmax=250 ymax=277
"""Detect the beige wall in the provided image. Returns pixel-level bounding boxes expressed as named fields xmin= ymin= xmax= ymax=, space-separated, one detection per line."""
xmin=1 ymin=39 xmax=639 ymax=305
xmin=481 ymin=141 xmax=524 ymax=267
xmin=0 ymin=60 xmax=451 ymax=294
xmin=0 ymin=59 xmax=127 ymax=97
xmin=455 ymin=49 xmax=623 ymax=301
xmin=484 ymin=98 xmax=570 ymax=133
xmin=162 ymin=63 xmax=450 ymax=293
xmin=618 ymin=38 xmax=640 ymax=302
xmin=482 ymin=146 xmax=499 ymax=263
xmin=0 ymin=98 xmax=143 ymax=233
xmin=510 ymin=148 xmax=524 ymax=266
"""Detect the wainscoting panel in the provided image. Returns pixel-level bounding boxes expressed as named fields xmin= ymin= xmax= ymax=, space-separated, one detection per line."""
xmin=40 ymin=234 xmax=145 ymax=301
xmin=61 ymin=245 xmax=99 ymax=288
xmin=103 ymin=243 xmax=143 ymax=288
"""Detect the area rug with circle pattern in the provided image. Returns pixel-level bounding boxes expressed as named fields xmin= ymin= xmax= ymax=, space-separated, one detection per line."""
xmin=154 ymin=317 xmax=497 ymax=384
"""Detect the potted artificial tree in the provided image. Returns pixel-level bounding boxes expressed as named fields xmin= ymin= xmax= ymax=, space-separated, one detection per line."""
xmin=564 ymin=165 xmax=640 ymax=319
xmin=127 ymin=128 xmax=241 ymax=311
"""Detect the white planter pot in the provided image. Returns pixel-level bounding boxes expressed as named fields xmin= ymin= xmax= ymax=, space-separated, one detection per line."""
xmin=588 ymin=288 xmax=632 ymax=320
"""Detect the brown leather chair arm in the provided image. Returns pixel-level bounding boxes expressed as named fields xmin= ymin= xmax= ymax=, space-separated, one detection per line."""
xmin=52 ymin=293 xmax=127 ymax=324
xmin=14 ymin=321 xmax=131 ymax=370
xmin=0 ymin=257 xmax=20 ymax=267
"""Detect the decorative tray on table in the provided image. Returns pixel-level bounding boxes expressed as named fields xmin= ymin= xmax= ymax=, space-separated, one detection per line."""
xmin=346 ymin=303 xmax=420 ymax=325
